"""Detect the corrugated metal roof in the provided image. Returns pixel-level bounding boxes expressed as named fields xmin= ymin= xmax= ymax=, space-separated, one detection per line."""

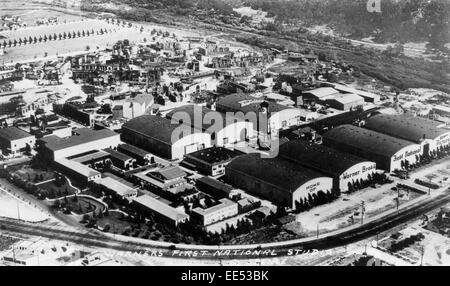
xmin=226 ymin=153 xmax=327 ymax=193
xmin=278 ymin=140 xmax=371 ymax=177
xmin=365 ymin=114 xmax=449 ymax=143
xmin=122 ymin=115 xmax=203 ymax=145
xmin=323 ymin=125 xmax=417 ymax=157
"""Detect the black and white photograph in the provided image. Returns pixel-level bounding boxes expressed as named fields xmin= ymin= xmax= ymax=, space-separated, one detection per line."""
xmin=0 ymin=0 xmax=449 ymax=271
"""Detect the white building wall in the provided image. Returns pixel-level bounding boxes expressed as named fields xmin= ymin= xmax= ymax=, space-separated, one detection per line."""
xmin=390 ymin=144 xmax=423 ymax=172
xmin=216 ymin=121 xmax=254 ymax=147
xmin=10 ymin=136 xmax=36 ymax=154
xmin=53 ymin=135 xmax=121 ymax=159
xmin=171 ymin=133 xmax=212 ymax=160
xmin=291 ymin=177 xmax=333 ymax=209
xmin=269 ymin=109 xmax=303 ymax=132
xmin=339 ymin=161 xmax=377 ymax=192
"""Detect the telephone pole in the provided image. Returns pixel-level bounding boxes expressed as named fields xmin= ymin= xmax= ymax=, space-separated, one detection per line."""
xmin=361 ymin=201 xmax=365 ymax=225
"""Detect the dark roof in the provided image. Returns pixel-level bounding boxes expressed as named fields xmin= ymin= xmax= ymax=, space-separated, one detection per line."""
xmin=278 ymin=140 xmax=370 ymax=177
xmin=148 ymin=165 xmax=186 ymax=181
xmin=165 ymin=105 xmax=244 ymax=133
xmin=118 ymin=144 xmax=151 ymax=158
xmin=104 ymin=148 xmax=134 ymax=162
xmin=365 ymin=114 xmax=449 ymax=143
xmin=196 ymin=176 xmax=234 ymax=193
xmin=226 ymin=153 xmax=327 ymax=193
xmin=0 ymin=127 xmax=33 ymax=141
xmin=323 ymin=125 xmax=417 ymax=157
xmin=216 ymin=93 xmax=289 ymax=114
xmin=41 ymin=128 xmax=118 ymax=151
xmin=184 ymin=146 xmax=243 ymax=164
xmin=122 ymin=115 xmax=203 ymax=145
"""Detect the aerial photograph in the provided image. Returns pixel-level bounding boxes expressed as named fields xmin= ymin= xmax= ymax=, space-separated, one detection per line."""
xmin=0 ymin=0 xmax=449 ymax=270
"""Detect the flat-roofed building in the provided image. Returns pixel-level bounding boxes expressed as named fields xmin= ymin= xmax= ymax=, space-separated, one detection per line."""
xmin=70 ymin=150 xmax=110 ymax=166
xmin=365 ymin=114 xmax=450 ymax=154
xmin=225 ymin=153 xmax=333 ymax=209
xmin=195 ymin=176 xmax=235 ymax=199
xmin=40 ymin=128 xmax=120 ymax=160
xmin=97 ymin=177 xmax=138 ymax=200
xmin=134 ymin=165 xmax=187 ymax=194
xmin=104 ymin=148 xmax=136 ymax=170
xmin=0 ymin=127 xmax=35 ymax=155
xmin=182 ymin=146 xmax=243 ymax=176
xmin=117 ymin=144 xmax=153 ymax=165
xmin=54 ymin=158 xmax=101 ymax=183
xmin=121 ymin=115 xmax=211 ymax=160
xmin=131 ymin=194 xmax=189 ymax=226
xmin=279 ymin=140 xmax=376 ymax=192
xmin=191 ymin=198 xmax=238 ymax=226
xmin=323 ymin=125 xmax=422 ymax=172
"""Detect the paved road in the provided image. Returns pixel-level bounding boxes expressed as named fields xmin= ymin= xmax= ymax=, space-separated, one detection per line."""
xmin=2 ymin=189 xmax=450 ymax=260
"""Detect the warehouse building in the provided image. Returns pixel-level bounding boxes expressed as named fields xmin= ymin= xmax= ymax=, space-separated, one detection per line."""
xmin=121 ymin=115 xmax=211 ymax=160
xmin=225 ymin=153 xmax=333 ymax=209
xmin=279 ymin=140 xmax=376 ymax=192
xmin=132 ymin=195 xmax=189 ymax=226
xmin=191 ymin=198 xmax=238 ymax=226
xmin=365 ymin=114 xmax=450 ymax=154
xmin=41 ymin=128 xmax=120 ymax=160
xmin=325 ymin=93 xmax=364 ymax=111
xmin=166 ymin=105 xmax=254 ymax=147
xmin=117 ymin=144 xmax=153 ymax=165
xmin=302 ymin=87 xmax=341 ymax=103
xmin=215 ymin=93 xmax=304 ymax=133
xmin=0 ymin=127 xmax=35 ymax=155
xmin=182 ymin=146 xmax=244 ymax=176
xmin=330 ymin=83 xmax=380 ymax=103
xmin=323 ymin=125 xmax=422 ymax=172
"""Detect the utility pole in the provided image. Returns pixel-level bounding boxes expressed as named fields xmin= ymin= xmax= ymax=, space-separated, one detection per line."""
xmin=361 ymin=201 xmax=365 ymax=225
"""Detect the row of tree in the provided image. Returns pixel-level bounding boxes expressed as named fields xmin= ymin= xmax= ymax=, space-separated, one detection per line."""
xmin=1 ymin=28 xmax=113 ymax=48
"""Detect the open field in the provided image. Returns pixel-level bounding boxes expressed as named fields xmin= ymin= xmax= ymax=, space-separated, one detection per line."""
xmin=0 ymin=187 xmax=48 ymax=222
xmin=290 ymin=183 xmax=424 ymax=237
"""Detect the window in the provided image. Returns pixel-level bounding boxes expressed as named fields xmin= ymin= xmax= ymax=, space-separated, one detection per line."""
xmin=223 ymin=137 xmax=229 ymax=145
xmin=281 ymin=121 xmax=287 ymax=128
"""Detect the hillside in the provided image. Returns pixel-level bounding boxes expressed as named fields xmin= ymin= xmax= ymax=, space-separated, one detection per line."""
xmin=244 ymin=0 xmax=450 ymax=49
